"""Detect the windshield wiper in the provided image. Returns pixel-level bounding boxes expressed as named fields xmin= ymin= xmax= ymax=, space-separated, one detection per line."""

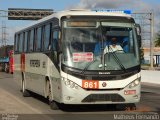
xmin=80 ymin=59 xmax=97 ymax=75
xmin=104 ymin=45 xmax=126 ymax=71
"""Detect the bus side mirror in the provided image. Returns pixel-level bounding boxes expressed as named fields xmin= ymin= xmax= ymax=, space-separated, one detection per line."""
xmin=135 ymin=24 xmax=142 ymax=47
xmin=52 ymin=26 xmax=62 ymax=53
xmin=137 ymin=35 xmax=141 ymax=47
xmin=58 ymin=30 xmax=62 ymax=54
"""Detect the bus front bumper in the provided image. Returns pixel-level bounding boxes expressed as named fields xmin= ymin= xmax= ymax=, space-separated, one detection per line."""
xmin=60 ymin=81 xmax=141 ymax=104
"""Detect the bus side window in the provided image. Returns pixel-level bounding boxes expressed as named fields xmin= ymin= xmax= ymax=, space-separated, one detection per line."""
xmin=52 ymin=30 xmax=59 ymax=64
xmin=44 ymin=24 xmax=51 ymax=51
xmin=29 ymin=30 xmax=34 ymax=52
xmin=14 ymin=34 xmax=19 ymax=52
xmin=17 ymin=34 xmax=20 ymax=53
xmin=23 ymin=32 xmax=25 ymax=52
xmin=24 ymin=31 xmax=28 ymax=52
xmin=52 ymin=30 xmax=59 ymax=51
xmin=36 ymin=27 xmax=42 ymax=51
xmin=19 ymin=33 xmax=23 ymax=53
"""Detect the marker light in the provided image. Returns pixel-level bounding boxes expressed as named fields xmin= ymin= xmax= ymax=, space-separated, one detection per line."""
xmin=92 ymin=9 xmax=131 ymax=15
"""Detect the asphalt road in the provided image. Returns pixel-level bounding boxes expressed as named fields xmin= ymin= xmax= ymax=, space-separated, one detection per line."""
xmin=0 ymin=72 xmax=159 ymax=120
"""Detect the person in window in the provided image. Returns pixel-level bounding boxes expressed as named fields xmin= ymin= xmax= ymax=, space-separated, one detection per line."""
xmin=104 ymin=37 xmax=124 ymax=54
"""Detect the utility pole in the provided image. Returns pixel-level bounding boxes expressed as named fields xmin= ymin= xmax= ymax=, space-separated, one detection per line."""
xmin=150 ymin=12 xmax=154 ymax=70
xmin=132 ymin=12 xmax=155 ymax=69
xmin=1 ymin=21 xmax=8 ymax=46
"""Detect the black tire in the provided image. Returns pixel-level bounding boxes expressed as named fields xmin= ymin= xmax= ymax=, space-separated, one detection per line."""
xmin=0 ymin=64 xmax=2 ymax=72
xmin=50 ymin=101 xmax=59 ymax=110
xmin=127 ymin=103 xmax=136 ymax=111
xmin=22 ymin=80 xmax=30 ymax=97
xmin=1 ymin=63 xmax=5 ymax=72
xmin=116 ymin=103 xmax=136 ymax=111
xmin=48 ymin=82 xmax=59 ymax=110
xmin=4 ymin=63 xmax=9 ymax=73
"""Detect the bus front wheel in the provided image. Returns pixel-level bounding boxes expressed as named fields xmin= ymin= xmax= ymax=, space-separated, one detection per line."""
xmin=48 ymin=82 xmax=59 ymax=110
xmin=50 ymin=101 xmax=59 ymax=110
xmin=116 ymin=103 xmax=136 ymax=111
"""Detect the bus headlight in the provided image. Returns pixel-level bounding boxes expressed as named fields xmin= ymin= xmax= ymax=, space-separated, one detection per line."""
xmin=62 ymin=77 xmax=79 ymax=89
xmin=70 ymin=81 xmax=75 ymax=88
xmin=129 ymin=78 xmax=140 ymax=89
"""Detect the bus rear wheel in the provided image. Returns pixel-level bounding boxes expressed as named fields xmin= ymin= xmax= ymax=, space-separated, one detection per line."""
xmin=4 ymin=63 xmax=9 ymax=73
xmin=22 ymin=80 xmax=30 ymax=97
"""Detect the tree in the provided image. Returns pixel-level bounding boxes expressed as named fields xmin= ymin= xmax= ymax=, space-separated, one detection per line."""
xmin=155 ymin=32 xmax=160 ymax=47
xmin=140 ymin=48 xmax=144 ymax=64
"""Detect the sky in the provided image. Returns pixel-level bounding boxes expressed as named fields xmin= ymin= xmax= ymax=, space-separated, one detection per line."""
xmin=0 ymin=0 xmax=160 ymax=45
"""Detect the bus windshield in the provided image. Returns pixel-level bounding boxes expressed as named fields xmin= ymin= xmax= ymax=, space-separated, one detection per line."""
xmin=61 ymin=19 xmax=140 ymax=71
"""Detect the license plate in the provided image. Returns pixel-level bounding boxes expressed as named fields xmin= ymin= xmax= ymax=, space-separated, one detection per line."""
xmin=82 ymin=80 xmax=99 ymax=89
xmin=124 ymin=90 xmax=136 ymax=95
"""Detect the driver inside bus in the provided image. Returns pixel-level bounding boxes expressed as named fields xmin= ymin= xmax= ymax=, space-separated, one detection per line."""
xmin=103 ymin=37 xmax=124 ymax=54
xmin=94 ymin=35 xmax=124 ymax=55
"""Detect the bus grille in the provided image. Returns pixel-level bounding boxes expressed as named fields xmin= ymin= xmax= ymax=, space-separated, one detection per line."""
xmin=82 ymin=94 xmax=125 ymax=102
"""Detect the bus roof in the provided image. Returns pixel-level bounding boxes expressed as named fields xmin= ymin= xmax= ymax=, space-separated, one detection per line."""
xmin=15 ymin=9 xmax=132 ymax=33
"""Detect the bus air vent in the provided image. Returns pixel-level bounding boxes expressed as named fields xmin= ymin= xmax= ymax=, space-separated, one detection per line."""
xmin=82 ymin=94 xmax=125 ymax=102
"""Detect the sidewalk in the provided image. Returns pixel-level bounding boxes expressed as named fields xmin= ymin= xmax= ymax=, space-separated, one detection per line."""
xmin=141 ymin=70 xmax=160 ymax=84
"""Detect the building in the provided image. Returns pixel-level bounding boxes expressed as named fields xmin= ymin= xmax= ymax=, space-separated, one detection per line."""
xmin=143 ymin=47 xmax=160 ymax=66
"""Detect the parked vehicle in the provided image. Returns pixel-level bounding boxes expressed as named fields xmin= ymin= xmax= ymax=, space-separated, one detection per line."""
xmin=0 ymin=45 xmax=14 ymax=73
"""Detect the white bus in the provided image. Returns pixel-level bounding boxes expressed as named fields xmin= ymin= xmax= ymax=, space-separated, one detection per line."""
xmin=14 ymin=9 xmax=141 ymax=110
